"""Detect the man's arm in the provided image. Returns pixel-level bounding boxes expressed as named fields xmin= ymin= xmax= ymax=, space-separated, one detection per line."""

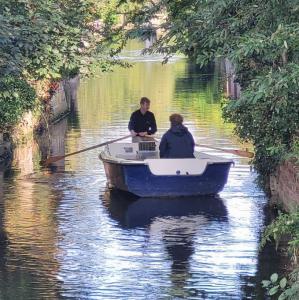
xmin=128 ymin=112 xmax=135 ymax=131
xmin=128 ymin=113 xmax=138 ymax=136
xmin=148 ymin=113 xmax=157 ymax=134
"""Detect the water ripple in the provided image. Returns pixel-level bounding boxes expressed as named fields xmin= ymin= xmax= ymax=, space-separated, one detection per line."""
xmin=0 ymin=43 xmax=276 ymax=299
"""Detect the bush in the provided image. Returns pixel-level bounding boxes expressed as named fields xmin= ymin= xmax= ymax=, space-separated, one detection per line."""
xmin=261 ymin=211 xmax=299 ymax=299
xmin=0 ymin=76 xmax=36 ymax=130
xmin=126 ymin=0 xmax=299 ymax=184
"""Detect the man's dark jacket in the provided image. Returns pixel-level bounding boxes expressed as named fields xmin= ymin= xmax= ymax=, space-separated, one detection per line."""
xmin=128 ymin=110 xmax=157 ymax=134
xmin=159 ymin=124 xmax=195 ymax=158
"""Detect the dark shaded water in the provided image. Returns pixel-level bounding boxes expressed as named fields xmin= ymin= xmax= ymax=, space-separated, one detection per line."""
xmin=0 ymin=42 xmax=281 ymax=299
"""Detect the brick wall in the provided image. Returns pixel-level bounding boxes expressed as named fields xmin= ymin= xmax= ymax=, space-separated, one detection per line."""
xmin=270 ymin=160 xmax=299 ymax=211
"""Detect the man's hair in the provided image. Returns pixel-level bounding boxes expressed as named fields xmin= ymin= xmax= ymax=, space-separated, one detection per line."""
xmin=169 ymin=113 xmax=183 ymax=126
xmin=140 ymin=97 xmax=150 ymax=105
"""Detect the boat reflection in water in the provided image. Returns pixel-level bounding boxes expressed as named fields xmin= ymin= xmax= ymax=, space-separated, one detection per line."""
xmin=103 ymin=189 xmax=228 ymax=229
xmin=102 ymin=189 xmax=228 ymax=298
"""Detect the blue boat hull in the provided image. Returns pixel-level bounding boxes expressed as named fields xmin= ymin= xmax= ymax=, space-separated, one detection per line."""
xmin=102 ymin=160 xmax=231 ymax=197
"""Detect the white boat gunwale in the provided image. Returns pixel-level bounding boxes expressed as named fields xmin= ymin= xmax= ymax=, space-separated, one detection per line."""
xmin=99 ymin=142 xmax=233 ymax=167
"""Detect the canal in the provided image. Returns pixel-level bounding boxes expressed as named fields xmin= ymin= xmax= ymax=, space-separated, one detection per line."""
xmin=0 ymin=41 xmax=281 ymax=299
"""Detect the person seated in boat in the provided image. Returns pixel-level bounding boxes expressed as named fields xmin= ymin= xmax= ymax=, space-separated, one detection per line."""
xmin=159 ymin=113 xmax=195 ymax=158
xmin=128 ymin=97 xmax=157 ymax=142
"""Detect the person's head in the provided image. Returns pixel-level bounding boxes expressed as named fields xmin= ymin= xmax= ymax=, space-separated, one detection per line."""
xmin=140 ymin=97 xmax=150 ymax=113
xmin=169 ymin=113 xmax=183 ymax=127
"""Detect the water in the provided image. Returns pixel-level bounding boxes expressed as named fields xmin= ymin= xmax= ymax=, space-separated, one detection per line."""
xmin=0 ymin=41 xmax=281 ymax=299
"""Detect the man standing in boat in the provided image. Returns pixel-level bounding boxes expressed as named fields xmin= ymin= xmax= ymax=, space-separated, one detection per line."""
xmin=159 ymin=113 xmax=195 ymax=158
xmin=128 ymin=97 xmax=157 ymax=141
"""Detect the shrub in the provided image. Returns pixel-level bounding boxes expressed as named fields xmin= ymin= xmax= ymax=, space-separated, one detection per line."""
xmin=0 ymin=76 xmax=36 ymax=130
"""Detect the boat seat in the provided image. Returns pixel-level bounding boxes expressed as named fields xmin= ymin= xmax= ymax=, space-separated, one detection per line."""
xmin=108 ymin=143 xmax=139 ymax=157
xmin=145 ymin=158 xmax=209 ymax=176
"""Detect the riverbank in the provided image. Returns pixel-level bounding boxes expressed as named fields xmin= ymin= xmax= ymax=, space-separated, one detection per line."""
xmin=221 ymin=59 xmax=299 ymax=212
xmin=0 ymin=76 xmax=79 ymax=165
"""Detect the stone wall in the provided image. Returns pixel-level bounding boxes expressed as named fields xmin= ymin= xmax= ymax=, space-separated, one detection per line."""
xmin=49 ymin=75 xmax=80 ymax=122
xmin=49 ymin=82 xmax=69 ymax=122
xmin=11 ymin=111 xmax=37 ymax=142
xmin=63 ymin=76 xmax=80 ymax=112
xmin=36 ymin=117 xmax=68 ymax=171
xmin=0 ymin=76 xmax=79 ymax=163
xmin=0 ymin=132 xmax=11 ymax=164
xmin=270 ymin=160 xmax=299 ymax=211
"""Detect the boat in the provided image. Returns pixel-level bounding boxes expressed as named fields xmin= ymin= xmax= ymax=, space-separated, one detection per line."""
xmin=99 ymin=140 xmax=233 ymax=197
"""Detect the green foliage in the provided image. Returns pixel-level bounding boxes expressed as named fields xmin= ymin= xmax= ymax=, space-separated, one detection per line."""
xmin=125 ymin=0 xmax=299 ymax=181
xmin=0 ymin=0 xmax=126 ymax=131
xmin=261 ymin=211 xmax=299 ymax=260
xmin=0 ymin=0 xmax=124 ymax=80
xmin=0 ymin=76 xmax=36 ymax=130
xmin=261 ymin=211 xmax=299 ymax=299
xmin=223 ymin=63 xmax=299 ymax=177
xmin=262 ymin=272 xmax=299 ymax=300
xmin=285 ymin=137 xmax=299 ymax=164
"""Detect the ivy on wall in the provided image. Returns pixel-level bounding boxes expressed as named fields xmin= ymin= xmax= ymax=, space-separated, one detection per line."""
xmin=0 ymin=76 xmax=36 ymax=130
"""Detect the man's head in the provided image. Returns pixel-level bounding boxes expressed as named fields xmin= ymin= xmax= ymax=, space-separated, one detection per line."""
xmin=140 ymin=97 xmax=150 ymax=113
xmin=169 ymin=113 xmax=183 ymax=126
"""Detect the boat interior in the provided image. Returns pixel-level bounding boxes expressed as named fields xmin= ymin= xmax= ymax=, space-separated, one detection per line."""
xmin=105 ymin=141 xmax=231 ymax=163
xmin=102 ymin=141 xmax=233 ymax=176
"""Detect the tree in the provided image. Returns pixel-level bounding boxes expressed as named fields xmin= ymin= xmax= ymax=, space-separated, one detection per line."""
xmin=125 ymin=0 xmax=299 ymax=182
xmin=0 ymin=0 xmax=125 ymax=130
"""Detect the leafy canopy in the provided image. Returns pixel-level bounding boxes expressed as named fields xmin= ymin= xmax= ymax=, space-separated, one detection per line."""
xmin=125 ymin=0 xmax=299 ymax=179
xmin=0 ymin=0 xmax=125 ymax=130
